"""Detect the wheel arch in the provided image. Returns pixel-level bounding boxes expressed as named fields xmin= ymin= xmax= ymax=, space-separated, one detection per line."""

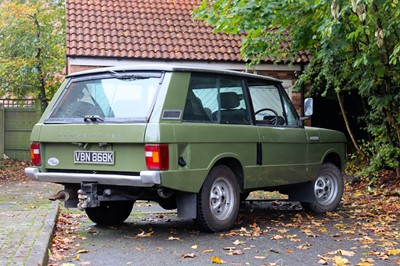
xmin=213 ymin=157 xmax=244 ymax=192
xmin=322 ymin=151 xmax=344 ymax=171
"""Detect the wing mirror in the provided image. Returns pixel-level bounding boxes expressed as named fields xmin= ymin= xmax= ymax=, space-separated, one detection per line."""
xmin=304 ymin=98 xmax=313 ymax=117
xmin=298 ymin=98 xmax=313 ymax=126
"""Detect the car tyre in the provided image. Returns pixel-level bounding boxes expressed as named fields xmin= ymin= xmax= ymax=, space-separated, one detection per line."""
xmin=301 ymin=163 xmax=344 ymax=214
xmin=196 ymin=165 xmax=240 ymax=232
xmin=240 ymin=191 xmax=250 ymax=202
xmin=157 ymin=196 xmax=177 ymax=210
xmin=85 ymin=201 xmax=134 ymax=225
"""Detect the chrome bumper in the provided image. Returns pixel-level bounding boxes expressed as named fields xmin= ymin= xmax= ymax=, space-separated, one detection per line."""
xmin=24 ymin=167 xmax=160 ymax=187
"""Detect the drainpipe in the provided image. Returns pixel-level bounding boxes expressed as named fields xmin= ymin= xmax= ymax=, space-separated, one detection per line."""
xmin=300 ymin=63 xmax=305 ymax=117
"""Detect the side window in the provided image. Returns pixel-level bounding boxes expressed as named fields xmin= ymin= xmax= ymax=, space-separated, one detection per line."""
xmin=183 ymin=74 xmax=250 ymax=124
xmin=248 ymin=79 xmax=298 ymax=126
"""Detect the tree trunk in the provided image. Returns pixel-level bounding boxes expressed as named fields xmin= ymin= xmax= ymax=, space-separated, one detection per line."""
xmin=33 ymin=13 xmax=48 ymax=109
xmin=336 ymin=90 xmax=365 ymax=158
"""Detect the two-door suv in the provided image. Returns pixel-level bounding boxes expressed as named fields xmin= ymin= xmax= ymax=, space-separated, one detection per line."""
xmin=25 ymin=64 xmax=346 ymax=232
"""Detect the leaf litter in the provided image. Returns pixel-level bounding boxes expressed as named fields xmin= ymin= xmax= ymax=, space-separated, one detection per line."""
xmin=0 ymin=158 xmax=393 ymax=266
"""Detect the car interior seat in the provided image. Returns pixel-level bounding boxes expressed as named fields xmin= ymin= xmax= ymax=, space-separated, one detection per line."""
xmin=213 ymin=92 xmax=249 ymax=123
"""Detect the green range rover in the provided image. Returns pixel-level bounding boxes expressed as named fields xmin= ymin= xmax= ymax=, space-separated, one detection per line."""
xmin=25 ymin=64 xmax=346 ymax=232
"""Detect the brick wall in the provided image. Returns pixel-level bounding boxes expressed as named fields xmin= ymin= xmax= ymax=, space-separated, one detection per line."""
xmin=68 ymin=65 xmax=104 ymax=74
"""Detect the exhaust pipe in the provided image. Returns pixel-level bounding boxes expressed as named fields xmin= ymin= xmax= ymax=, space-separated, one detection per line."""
xmin=49 ymin=189 xmax=77 ymax=202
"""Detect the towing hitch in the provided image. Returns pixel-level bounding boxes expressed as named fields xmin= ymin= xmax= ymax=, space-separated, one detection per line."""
xmin=77 ymin=182 xmax=100 ymax=210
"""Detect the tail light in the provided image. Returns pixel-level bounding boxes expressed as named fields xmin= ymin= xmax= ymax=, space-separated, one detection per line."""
xmin=145 ymin=144 xmax=169 ymax=170
xmin=30 ymin=142 xmax=42 ymax=166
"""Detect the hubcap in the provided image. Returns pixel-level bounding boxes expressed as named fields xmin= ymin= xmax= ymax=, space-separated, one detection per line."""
xmin=210 ymin=177 xmax=234 ymax=220
xmin=314 ymin=174 xmax=337 ymax=205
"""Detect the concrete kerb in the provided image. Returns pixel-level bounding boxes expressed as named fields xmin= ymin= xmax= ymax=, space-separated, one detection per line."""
xmin=25 ymin=201 xmax=59 ymax=266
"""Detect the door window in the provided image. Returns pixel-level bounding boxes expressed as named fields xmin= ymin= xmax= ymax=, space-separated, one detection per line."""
xmin=248 ymin=79 xmax=298 ymax=126
xmin=183 ymin=74 xmax=250 ymax=124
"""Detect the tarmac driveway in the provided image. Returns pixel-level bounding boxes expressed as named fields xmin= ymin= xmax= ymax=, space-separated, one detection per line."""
xmin=50 ymin=198 xmax=400 ymax=266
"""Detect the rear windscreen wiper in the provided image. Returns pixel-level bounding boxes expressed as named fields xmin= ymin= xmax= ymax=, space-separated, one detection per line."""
xmin=84 ymin=115 xmax=104 ymax=123
xmin=108 ymin=70 xmax=150 ymax=80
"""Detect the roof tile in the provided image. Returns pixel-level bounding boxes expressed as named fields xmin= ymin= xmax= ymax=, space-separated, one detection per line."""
xmin=67 ymin=0 xmax=310 ymax=63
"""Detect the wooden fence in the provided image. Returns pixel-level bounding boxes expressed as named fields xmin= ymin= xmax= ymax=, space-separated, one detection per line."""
xmin=0 ymin=99 xmax=42 ymax=160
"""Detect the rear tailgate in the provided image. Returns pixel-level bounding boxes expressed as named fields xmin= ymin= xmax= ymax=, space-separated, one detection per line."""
xmin=38 ymin=123 xmax=147 ymax=172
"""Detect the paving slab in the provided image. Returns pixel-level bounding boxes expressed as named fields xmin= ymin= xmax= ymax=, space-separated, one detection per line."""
xmin=0 ymin=181 xmax=61 ymax=266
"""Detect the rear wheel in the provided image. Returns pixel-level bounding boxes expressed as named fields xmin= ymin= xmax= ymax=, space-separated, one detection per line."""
xmin=301 ymin=163 xmax=344 ymax=213
xmin=85 ymin=201 xmax=134 ymax=225
xmin=196 ymin=165 xmax=240 ymax=232
xmin=157 ymin=196 xmax=177 ymax=210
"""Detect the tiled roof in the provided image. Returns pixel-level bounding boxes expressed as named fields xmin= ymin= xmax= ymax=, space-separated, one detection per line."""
xmin=67 ymin=0 xmax=310 ymax=63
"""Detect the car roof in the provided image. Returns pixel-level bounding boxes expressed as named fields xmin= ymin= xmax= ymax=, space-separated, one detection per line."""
xmin=66 ymin=63 xmax=282 ymax=83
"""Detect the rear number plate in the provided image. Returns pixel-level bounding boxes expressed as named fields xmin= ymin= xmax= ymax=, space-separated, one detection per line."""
xmin=74 ymin=151 xmax=114 ymax=165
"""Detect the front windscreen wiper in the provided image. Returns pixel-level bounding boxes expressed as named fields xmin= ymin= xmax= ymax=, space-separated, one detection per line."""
xmin=84 ymin=115 xmax=104 ymax=123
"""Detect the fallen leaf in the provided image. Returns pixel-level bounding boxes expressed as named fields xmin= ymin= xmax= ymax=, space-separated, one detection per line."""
xmin=389 ymin=249 xmax=400 ymax=256
xmin=285 ymin=249 xmax=294 ymax=253
xmin=203 ymin=249 xmax=214 ymax=253
xmin=233 ymin=239 xmax=244 ymax=245
xmin=272 ymin=234 xmax=284 ymax=240
xmin=167 ymin=236 xmax=181 ymax=241
xmin=181 ymin=253 xmax=196 ymax=258
xmin=319 ymin=227 xmax=328 ymax=233
xmin=249 ymin=222 xmax=258 ymax=228
xmin=135 ymin=230 xmax=154 ymax=238
xmin=333 ymin=256 xmax=350 ymax=265
xmin=87 ymin=228 xmax=98 ymax=234
xmin=356 ymin=262 xmax=373 ymax=266
xmin=318 ymin=258 xmax=328 ymax=265
xmin=76 ymin=249 xmax=89 ymax=254
xmin=339 ymin=249 xmax=355 ymax=257
xmin=297 ymin=243 xmax=312 ymax=250
xmin=191 ymin=244 xmax=198 ymax=249
xmin=360 ymin=258 xmax=374 ymax=264
xmin=278 ymin=228 xmax=288 ymax=234
xmin=302 ymin=228 xmax=318 ymax=237
xmin=228 ymin=250 xmax=244 ymax=255
xmin=211 ymin=256 xmax=223 ymax=264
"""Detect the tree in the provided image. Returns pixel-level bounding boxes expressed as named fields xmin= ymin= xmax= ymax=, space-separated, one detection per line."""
xmin=194 ymin=0 xmax=400 ymax=175
xmin=0 ymin=0 xmax=65 ymax=108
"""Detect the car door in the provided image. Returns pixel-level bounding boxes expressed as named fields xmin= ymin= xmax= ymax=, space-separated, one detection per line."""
xmin=247 ymin=78 xmax=309 ymax=187
xmin=176 ymin=73 xmax=260 ymax=190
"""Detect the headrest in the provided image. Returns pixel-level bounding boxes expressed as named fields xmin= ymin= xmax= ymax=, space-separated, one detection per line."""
xmin=220 ymin=92 xmax=240 ymax=109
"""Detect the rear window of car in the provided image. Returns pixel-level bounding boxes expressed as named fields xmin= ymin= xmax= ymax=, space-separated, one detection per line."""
xmin=46 ymin=72 xmax=162 ymax=123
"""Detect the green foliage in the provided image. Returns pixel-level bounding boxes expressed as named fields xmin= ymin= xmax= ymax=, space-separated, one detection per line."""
xmin=358 ymin=139 xmax=400 ymax=177
xmin=0 ymin=0 xmax=65 ymax=107
xmin=194 ymin=0 xmax=400 ymax=175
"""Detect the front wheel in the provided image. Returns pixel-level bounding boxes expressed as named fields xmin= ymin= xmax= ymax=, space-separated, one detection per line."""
xmin=301 ymin=163 xmax=344 ymax=214
xmin=85 ymin=201 xmax=134 ymax=225
xmin=196 ymin=165 xmax=240 ymax=232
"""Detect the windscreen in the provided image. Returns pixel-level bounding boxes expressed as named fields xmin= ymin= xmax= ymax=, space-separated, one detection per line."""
xmin=47 ymin=72 xmax=162 ymax=123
